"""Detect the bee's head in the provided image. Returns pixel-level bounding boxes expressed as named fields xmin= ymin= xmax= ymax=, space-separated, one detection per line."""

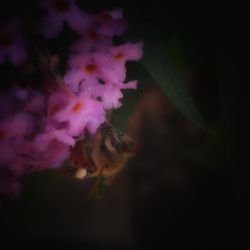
xmin=86 ymin=122 xmax=134 ymax=178
xmin=98 ymin=122 xmax=133 ymax=155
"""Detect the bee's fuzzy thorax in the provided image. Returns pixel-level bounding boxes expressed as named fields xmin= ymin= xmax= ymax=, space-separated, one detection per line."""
xmin=69 ymin=122 xmax=133 ymax=180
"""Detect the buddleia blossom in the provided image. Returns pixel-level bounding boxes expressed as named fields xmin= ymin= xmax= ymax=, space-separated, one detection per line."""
xmin=0 ymin=89 xmax=71 ymax=198
xmin=0 ymin=4 xmax=143 ymax=201
xmin=93 ymin=9 xmax=127 ymax=37
xmin=37 ymin=0 xmax=91 ymax=38
xmin=49 ymin=90 xmax=105 ymax=136
xmin=70 ymin=29 xmax=112 ymax=54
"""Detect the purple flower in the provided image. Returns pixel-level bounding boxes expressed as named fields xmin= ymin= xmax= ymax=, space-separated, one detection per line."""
xmin=0 ymin=112 xmax=35 ymax=164
xmin=63 ymin=40 xmax=143 ymax=112
xmin=38 ymin=0 xmax=91 ymax=38
xmin=25 ymin=93 xmax=45 ymax=113
xmin=95 ymin=42 xmax=144 ymax=83
xmin=53 ymin=91 xmax=106 ymax=136
xmin=95 ymin=80 xmax=137 ymax=109
xmin=0 ymin=6 xmax=143 ymax=200
xmin=93 ymin=9 xmax=127 ymax=37
xmin=64 ymin=53 xmax=104 ymax=94
xmin=12 ymin=132 xmax=70 ymax=172
xmin=70 ymin=29 xmax=112 ymax=54
xmin=64 ymin=41 xmax=143 ymax=93
xmin=110 ymin=42 xmax=144 ymax=62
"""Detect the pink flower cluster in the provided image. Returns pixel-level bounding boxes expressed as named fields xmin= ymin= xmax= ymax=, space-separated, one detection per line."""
xmin=0 ymin=0 xmax=143 ymax=199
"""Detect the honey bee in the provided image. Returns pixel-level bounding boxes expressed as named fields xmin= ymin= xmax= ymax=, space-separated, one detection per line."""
xmin=69 ymin=121 xmax=134 ymax=183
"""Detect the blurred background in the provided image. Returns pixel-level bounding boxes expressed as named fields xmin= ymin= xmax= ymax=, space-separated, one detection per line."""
xmin=0 ymin=0 xmax=239 ymax=249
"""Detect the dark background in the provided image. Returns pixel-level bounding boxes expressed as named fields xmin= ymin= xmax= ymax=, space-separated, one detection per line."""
xmin=0 ymin=1 xmax=240 ymax=249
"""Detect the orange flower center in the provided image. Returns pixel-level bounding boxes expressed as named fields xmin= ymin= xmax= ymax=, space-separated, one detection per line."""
xmin=72 ymin=102 xmax=83 ymax=113
xmin=50 ymin=104 xmax=62 ymax=115
xmin=84 ymin=64 xmax=96 ymax=74
xmin=113 ymin=53 xmax=124 ymax=61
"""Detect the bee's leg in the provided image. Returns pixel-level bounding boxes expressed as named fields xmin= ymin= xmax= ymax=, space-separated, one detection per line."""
xmin=75 ymin=168 xmax=87 ymax=180
xmin=62 ymin=164 xmax=79 ymax=178
xmin=84 ymin=144 xmax=97 ymax=174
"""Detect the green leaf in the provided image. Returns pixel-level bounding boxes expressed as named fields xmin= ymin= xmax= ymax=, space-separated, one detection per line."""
xmin=143 ymin=33 xmax=213 ymax=132
xmin=112 ymin=11 xmax=215 ymax=134
xmin=95 ymin=175 xmax=107 ymax=197
xmin=124 ymin=14 xmax=214 ymax=134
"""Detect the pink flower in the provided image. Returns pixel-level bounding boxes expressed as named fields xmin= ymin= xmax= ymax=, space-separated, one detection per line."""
xmin=70 ymin=28 xmax=112 ymax=54
xmin=64 ymin=42 xmax=142 ymax=93
xmin=44 ymin=139 xmax=70 ymax=169
xmin=0 ymin=112 xmax=35 ymax=165
xmin=44 ymin=123 xmax=75 ymax=146
xmin=98 ymin=83 xmax=123 ymax=109
xmin=0 ymin=91 xmax=15 ymax=119
xmin=47 ymin=91 xmax=71 ymax=117
xmin=0 ymin=18 xmax=27 ymax=65
xmin=30 ymin=133 xmax=70 ymax=170
xmin=93 ymin=52 xmax=126 ymax=83
xmin=94 ymin=42 xmax=143 ymax=83
xmin=25 ymin=93 xmax=45 ymax=113
xmin=64 ymin=53 xmax=102 ymax=94
xmin=104 ymin=42 xmax=143 ymax=81
xmin=44 ymin=92 xmax=76 ymax=146
xmin=15 ymin=132 xmax=70 ymax=171
xmin=54 ymin=92 xmax=106 ymax=136
xmin=64 ymin=41 xmax=142 ymax=111
xmin=8 ymin=154 xmax=32 ymax=177
xmin=96 ymin=80 xmax=137 ymax=109
xmin=110 ymin=42 xmax=144 ymax=62
xmin=38 ymin=0 xmax=91 ymax=38
xmin=0 ymin=140 xmax=15 ymax=165
xmin=93 ymin=9 xmax=127 ymax=37
xmin=0 ymin=112 xmax=35 ymax=140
